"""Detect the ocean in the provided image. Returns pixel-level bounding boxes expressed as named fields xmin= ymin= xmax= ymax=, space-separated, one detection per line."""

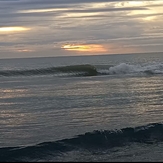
xmin=0 ymin=52 xmax=163 ymax=162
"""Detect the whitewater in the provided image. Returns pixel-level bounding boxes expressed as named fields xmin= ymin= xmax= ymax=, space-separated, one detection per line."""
xmin=0 ymin=52 xmax=163 ymax=162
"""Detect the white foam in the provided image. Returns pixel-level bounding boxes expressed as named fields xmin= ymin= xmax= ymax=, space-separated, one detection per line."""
xmin=98 ymin=63 xmax=163 ymax=75
xmin=109 ymin=63 xmax=137 ymax=74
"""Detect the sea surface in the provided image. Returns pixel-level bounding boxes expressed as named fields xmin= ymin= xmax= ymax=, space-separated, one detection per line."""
xmin=0 ymin=52 xmax=163 ymax=162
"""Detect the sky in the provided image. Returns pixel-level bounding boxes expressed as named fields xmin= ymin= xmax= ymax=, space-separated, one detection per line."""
xmin=0 ymin=0 xmax=163 ymax=58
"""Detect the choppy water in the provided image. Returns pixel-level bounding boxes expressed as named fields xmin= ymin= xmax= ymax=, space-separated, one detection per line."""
xmin=0 ymin=52 xmax=163 ymax=162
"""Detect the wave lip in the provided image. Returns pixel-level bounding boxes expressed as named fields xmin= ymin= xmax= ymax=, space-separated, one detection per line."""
xmin=1 ymin=123 xmax=163 ymax=161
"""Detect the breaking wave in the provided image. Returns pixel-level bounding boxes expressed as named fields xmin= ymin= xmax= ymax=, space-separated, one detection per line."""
xmin=0 ymin=63 xmax=162 ymax=77
xmin=1 ymin=122 xmax=163 ymax=162
xmin=104 ymin=63 xmax=163 ymax=75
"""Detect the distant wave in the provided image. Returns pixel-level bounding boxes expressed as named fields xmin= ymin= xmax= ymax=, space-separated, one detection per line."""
xmin=0 ymin=63 xmax=162 ymax=77
xmin=1 ymin=122 xmax=163 ymax=162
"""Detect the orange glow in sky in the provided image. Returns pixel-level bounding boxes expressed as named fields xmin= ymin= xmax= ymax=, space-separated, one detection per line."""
xmin=17 ymin=49 xmax=34 ymax=52
xmin=0 ymin=27 xmax=30 ymax=33
xmin=62 ymin=44 xmax=107 ymax=53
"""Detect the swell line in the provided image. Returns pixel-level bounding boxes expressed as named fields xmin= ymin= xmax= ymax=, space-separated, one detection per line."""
xmin=0 ymin=63 xmax=162 ymax=77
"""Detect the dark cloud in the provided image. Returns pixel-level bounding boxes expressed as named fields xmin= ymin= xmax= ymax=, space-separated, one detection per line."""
xmin=62 ymin=7 xmax=148 ymax=13
xmin=12 ymin=0 xmax=151 ymax=5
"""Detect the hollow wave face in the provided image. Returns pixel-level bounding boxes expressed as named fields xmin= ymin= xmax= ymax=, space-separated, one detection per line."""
xmin=1 ymin=122 xmax=163 ymax=162
xmin=0 ymin=64 xmax=98 ymax=77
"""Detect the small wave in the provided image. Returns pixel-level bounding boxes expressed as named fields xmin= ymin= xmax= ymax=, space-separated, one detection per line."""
xmin=1 ymin=122 xmax=163 ymax=161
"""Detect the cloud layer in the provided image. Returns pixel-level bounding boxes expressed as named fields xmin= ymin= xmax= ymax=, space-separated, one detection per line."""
xmin=0 ymin=0 xmax=163 ymax=58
